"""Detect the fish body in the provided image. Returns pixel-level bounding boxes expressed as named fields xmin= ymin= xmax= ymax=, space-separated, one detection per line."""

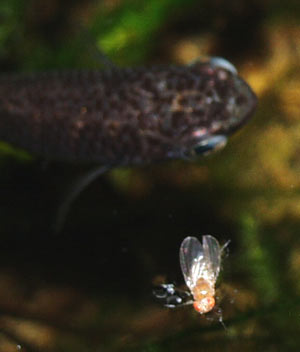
xmin=0 ymin=58 xmax=257 ymax=166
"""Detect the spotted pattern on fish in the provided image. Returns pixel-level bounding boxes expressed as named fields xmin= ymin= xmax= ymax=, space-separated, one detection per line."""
xmin=0 ymin=58 xmax=257 ymax=166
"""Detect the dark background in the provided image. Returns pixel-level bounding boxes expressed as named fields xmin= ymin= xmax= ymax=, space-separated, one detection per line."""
xmin=0 ymin=0 xmax=300 ymax=351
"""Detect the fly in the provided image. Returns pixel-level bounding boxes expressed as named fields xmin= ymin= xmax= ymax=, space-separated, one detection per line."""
xmin=153 ymin=235 xmax=228 ymax=314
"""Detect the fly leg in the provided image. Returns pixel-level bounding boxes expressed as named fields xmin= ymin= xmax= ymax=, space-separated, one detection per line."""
xmin=153 ymin=284 xmax=193 ymax=308
xmin=216 ymin=307 xmax=227 ymax=330
xmin=221 ymin=239 xmax=231 ymax=257
xmin=164 ymin=300 xmax=194 ymax=308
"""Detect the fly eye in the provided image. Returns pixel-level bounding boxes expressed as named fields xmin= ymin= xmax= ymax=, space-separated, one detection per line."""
xmin=209 ymin=57 xmax=237 ymax=75
xmin=193 ymin=135 xmax=227 ymax=156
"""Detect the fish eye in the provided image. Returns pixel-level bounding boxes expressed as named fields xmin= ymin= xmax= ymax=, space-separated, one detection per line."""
xmin=209 ymin=57 xmax=238 ymax=75
xmin=193 ymin=135 xmax=227 ymax=156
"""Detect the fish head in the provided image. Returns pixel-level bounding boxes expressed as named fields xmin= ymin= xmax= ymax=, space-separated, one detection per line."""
xmin=160 ymin=57 xmax=257 ymax=160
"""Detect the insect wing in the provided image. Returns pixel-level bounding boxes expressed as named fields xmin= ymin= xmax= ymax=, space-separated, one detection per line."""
xmin=180 ymin=236 xmax=205 ymax=289
xmin=202 ymin=235 xmax=221 ymax=283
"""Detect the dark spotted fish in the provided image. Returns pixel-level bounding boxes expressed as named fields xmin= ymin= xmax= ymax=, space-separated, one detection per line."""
xmin=0 ymin=57 xmax=257 ymax=231
xmin=0 ymin=57 xmax=256 ymax=166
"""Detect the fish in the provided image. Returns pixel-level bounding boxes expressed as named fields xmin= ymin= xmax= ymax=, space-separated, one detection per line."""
xmin=0 ymin=57 xmax=257 ymax=166
xmin=0 ymin=57 xmax=257 ymax=231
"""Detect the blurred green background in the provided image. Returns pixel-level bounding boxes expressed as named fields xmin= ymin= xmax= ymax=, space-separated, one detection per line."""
xmin=0 ymin=0 xmax=300 ymax=351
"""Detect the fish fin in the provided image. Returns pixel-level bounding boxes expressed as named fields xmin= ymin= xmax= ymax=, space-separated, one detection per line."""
xmin=53 ymin=165 xmax=111 ymax=233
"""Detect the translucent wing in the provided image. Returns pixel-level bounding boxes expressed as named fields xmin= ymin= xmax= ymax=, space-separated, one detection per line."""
xmin=179 ymin=236 xmax=205 ymax=289
xmin=202 ymin=235 xmax=221 ymax=283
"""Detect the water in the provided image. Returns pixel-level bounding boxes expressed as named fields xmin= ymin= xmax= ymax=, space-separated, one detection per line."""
xmin=0 ymin=0 xmax=300 ymax=351
xmin=0 ymin=159 xmax=299 ymax=351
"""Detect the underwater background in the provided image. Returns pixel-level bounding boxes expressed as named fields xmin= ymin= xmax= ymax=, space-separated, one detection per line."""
xmin=0 ymin=0 xmax=300 ymax=351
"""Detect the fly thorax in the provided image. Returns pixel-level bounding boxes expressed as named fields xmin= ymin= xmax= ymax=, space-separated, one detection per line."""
xmin=192 ymin=278 xmax=215 ymax=301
